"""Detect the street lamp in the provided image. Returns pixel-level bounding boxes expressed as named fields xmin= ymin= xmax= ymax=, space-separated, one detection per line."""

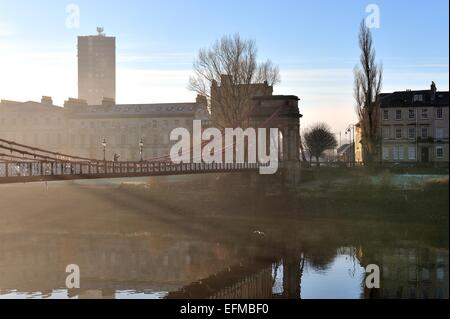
xmin=139 ymin=138 xmax=144 ymax=162
xmin=345 ymin=125 xmax=355 ymax=165
xmin=102 ymin=138 xmax=107 ymax=161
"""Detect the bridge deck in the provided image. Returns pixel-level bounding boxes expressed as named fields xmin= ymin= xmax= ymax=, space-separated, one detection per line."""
xmin=0 ymin=161 xmax=270 ymax=184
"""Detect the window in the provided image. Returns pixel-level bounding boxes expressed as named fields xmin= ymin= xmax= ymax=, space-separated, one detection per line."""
xmin=393 ymin=146 xmax=399 ymax=160
xmin=383 ymin=127 xmax=390 ymax=139
xmin=436 ymin=128 xmax=444 ymax=140
xmin=413 ymin=94 xmax=423 ymax=102
xmin=436 ymin=146 xmax=444 ymax=159
xmin=436 ymin=108 xmax=443 ymax=119
xmin=398 ymin=146 xmax=404 ymax=160
xmin=383 ymin=110 xmax=389 ymax=120
xmin=382 ymin=147 xmax=389 ymax=160
xmin=408 ymin=147 xmax=416 ymax=160
xmin=395 ymin=110 xmax=402 ymax=120
xmin=408 ymin=109 xmax=415 ymax=119
xmin=421 ymin=108 xmax=428 ymax=119
xmin=395 ymin=128 xmax=402 ymax=139
xmin=408 ymin=127 xmax=416 ymax=139
xmin=421 ymin=127 xmax=428 ymax=138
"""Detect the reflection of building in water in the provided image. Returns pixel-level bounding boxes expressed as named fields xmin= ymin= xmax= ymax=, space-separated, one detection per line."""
xmin=168 ymin=261 xmax=274 ymax=299
xmin=168 ymin=252 xmax=305 ymax=299
xmin=0 ymin=233 xmax=241 ymax=298
xmin=363 ymin=245 xmax=449 ymax=299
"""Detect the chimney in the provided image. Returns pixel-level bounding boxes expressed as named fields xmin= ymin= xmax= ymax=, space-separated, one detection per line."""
xmin=64 ymin=97 xmax=88 ymax=109
xmin=196 ymin=94 xmax=208 ymax=111
xmin=41 ymin=96 xmax=53 ymax=105
xmin=220 ymin=74 xmax=232 ymax=86
xmin=431 ymin=81 xmax=437 ymax=101
xmin=102 ymin=97 xmax=116 ymax=107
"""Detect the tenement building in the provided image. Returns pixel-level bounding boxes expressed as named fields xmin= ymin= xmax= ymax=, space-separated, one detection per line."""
xmin=379 ymin=82 xmax=449 ymax=166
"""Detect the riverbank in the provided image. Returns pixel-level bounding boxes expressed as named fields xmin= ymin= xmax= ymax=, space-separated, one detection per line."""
xmin=1 ymin=170 xmax=448 ymax=232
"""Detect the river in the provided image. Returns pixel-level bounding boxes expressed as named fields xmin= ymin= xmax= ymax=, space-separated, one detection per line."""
xmin=0 ymin=176 xmax=448 ymax=299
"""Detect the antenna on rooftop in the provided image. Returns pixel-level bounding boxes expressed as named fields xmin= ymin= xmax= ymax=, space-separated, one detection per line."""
xmin=97 ymin=27 xmax=105 ymax=36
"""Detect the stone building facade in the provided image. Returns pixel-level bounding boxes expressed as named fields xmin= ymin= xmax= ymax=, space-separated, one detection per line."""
xmin=0 ymin=96 xmax=208 ymax=162
xmin=379 ymin=82 xmax=449 ymax=167
xmin=210 ymin=74 xmax=274 ymax=127
xmin=0 ymin=97 xmax=68 ymax=151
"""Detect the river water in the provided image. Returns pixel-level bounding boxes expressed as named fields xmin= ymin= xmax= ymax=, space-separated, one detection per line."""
xmin=0 ymin=177 xmax=448 ymax=299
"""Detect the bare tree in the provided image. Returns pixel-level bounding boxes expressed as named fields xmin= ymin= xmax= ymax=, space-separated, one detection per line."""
xmin=354 ymin=21 xmax=383 ymax=165
xmin=189 ymin=34 xmax=280 ymax=128
xmin=304 ymin=123 xmax=337 ymax=166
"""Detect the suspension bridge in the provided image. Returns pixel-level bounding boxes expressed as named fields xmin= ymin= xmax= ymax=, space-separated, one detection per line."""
xmin=0 ymin=138 xmax=281 ymax=184
xmin=0 ymin=95 xmax=302 ymax=185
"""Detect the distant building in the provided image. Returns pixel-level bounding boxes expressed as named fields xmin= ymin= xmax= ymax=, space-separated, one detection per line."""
xmin=379 ymin=82 xmax=449 ymax=167
xmin=0 ymin=96 xmax=207 ymax=162
xmin=78 ymin=28 xmax=116 ymax=105
xmin=0 ymin=30 xmax=211 ymax=162
xmin=0 ymin=97 xmax=67 ymax=150
xmin=63 ymin=97 xmax=202 ymax=160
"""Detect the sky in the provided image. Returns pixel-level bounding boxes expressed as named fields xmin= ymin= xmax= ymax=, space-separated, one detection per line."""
xmin=0 ymin=0 xmax=448 ymax=134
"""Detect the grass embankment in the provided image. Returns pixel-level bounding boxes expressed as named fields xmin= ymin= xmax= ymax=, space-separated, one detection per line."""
xmin=296 ymin=169 xmax=449 ymax=223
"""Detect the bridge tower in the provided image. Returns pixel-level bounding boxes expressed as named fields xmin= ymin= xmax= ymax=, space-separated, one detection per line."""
xmin=251 ymin=95 xmax=302 ymax=188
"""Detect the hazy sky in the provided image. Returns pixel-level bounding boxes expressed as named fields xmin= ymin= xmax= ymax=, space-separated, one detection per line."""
xmin=0 ymin=0 xmax=448 ymax=134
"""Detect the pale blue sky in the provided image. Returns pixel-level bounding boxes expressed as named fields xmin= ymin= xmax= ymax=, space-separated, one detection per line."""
xmin=0 ymin=0 xmax=448 ymax=132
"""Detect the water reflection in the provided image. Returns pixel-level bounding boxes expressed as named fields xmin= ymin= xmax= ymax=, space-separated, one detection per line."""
xmin=0 ymin=231 xmax=448 ymax=299
xmin=0 ymin=181 xmax=448 ymax=299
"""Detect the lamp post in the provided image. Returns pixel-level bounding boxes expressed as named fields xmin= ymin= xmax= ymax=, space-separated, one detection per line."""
xmin=139 ymin=138 xmax=144 ymax=162
xmin=333 ymin=132 xmax=342 ymax=162
xmin=345 ymin=125 xmax=355 ymax=166
xmin=102 ymin=138 xmax=107 ymax=161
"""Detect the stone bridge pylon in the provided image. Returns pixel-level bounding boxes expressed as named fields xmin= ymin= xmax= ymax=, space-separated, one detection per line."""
xmin=250 ymin=95 xmax=302 ymax=188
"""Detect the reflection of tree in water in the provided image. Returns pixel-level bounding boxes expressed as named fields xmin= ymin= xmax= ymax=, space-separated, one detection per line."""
xmin=304 ymin=245 xmax=338 ymax=273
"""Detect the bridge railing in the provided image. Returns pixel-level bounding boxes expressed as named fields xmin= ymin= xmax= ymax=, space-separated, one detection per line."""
xmin=0 ymin=160 xmax=276 ymax=180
